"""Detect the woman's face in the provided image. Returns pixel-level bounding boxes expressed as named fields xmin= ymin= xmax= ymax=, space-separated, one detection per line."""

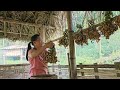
xmin=33 ymin=36 xmax=43 ymax=48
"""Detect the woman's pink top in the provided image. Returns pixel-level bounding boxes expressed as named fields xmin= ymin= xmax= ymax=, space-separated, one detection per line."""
xmin=28 ymin=50 xmax=48 ymax=77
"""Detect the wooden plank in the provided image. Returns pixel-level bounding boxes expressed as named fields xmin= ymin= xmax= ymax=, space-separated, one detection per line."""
xmin=77 ymin=64 xmax=115 ymax=68
xmin=48 ymin=64 xmax=115 ymax=68
xmin=78 ymin=69 xmax=116 ymax=73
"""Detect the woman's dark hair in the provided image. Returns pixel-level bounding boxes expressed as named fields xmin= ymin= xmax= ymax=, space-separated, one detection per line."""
xmin=26 ymin=34 xmax=40 ymax=61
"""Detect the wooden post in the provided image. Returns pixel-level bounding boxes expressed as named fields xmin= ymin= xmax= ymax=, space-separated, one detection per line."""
xmin=94 ymin=63 xmax=99 ymax=79
xmin=80 ymin=63 xmax=84 ymax=76
xmin=67 ymin=53 xmax=71 ymax=78
xmin=114 ymin=62 xmax=120 ymax=77
xmin=66 ymin=11 xmax=77 ymax=79
xmin=99 ymin=37 xmax=102 ymax=59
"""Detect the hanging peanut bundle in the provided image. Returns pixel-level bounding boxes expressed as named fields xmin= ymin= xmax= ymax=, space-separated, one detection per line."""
xmin=74 ymin=24 xmax=88 ymax=45
xmin=98 ymin=22 xmax=118 ymax=39
xmin=58 ymin=29 xmax=69 ymax=47
xmin=45 ymin=44 xmax=57 ymax=63
xmin=98 ymin=11 xmax=118 ymax=39
xmin=114 ymin=15 xmax=120 ymax=28
xmin=87 ymin=19 xmax=101 ymax=42
xmin=47 ymin=11 xmax=120 ymax=48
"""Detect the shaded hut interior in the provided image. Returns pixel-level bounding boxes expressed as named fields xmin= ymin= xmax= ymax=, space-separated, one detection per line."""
xmin=0 ymin=11 xmax=120 ymax=79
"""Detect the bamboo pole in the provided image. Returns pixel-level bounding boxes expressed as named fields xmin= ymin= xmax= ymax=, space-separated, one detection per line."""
xmin=51 ymin=37 xmax=63 ymax=42
xmin=66 ymin=11 xmax=77 ymax=79
xmin=44 ymin=36 xmax=63 ymax=44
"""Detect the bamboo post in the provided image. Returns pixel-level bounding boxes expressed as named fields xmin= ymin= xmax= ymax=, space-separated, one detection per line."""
xmin=66 ymin=11 xmax=77 ymax=79
xmin=67 ymin=53 xmax=72 ymax=78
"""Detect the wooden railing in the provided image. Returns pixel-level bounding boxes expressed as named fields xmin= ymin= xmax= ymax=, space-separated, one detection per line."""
xmin=77 ymin=62 xmax=120 ymax=79
xmin=0 ymin=62 xmax=120 ymax=79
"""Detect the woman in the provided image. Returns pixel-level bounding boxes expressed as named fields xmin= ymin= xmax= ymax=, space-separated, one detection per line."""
xmin=26 ymin=34 xmax=54 ymax=78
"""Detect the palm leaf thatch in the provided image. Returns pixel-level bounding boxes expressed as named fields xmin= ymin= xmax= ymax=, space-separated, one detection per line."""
xmin=0 ymin=11 xmax=66 ymax=42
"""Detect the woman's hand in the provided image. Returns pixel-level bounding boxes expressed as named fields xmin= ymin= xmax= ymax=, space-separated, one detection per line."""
xmin=45 ymin=41 xmax=54 ymax=48
xmin=29 ymin=41 xmax=54 ymax=59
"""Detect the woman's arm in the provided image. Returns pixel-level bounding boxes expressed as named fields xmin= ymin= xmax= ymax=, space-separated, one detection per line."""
xmin=40 ymin=50 xmax=49 ymax=63
xmin=30 ymin=41 xmax=54 ymax=58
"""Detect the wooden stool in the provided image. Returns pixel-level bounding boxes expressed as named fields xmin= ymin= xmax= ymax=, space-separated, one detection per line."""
xmin=30 ymin=74 xmax=58 ymax=79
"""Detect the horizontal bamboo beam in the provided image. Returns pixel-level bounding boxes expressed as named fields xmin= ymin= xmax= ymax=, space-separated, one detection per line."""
xmin=51 ymin=37 xmax=63 ymax=42
xmin=0 ymin=18 xmax=55 ymax=29
xmin=0 ymin=31 xmax=28 ymax=36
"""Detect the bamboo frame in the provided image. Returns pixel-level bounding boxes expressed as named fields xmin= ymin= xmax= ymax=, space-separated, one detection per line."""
xmin=0 ymin=18 xmax=59 ymax=41
xmin=0 ymin=18 xmax=55 ymax=29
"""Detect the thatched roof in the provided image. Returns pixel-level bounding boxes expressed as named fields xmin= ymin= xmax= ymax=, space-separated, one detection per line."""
xmin=1 ymin=11 xmax=120 ymax=42
xmin=0 ymin=11 xmax=66 ymax=42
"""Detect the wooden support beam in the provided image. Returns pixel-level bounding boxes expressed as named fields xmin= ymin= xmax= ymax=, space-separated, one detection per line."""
xmin=67 ymin=11 xmax=77 ymax=79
